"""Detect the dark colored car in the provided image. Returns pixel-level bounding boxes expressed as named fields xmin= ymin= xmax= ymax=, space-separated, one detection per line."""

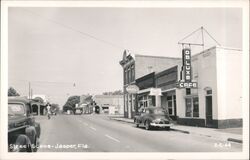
xmin=8 ymin=97 xmax=41 ymax=152
xmin=134 ymin=107 xmax=173 ymax=130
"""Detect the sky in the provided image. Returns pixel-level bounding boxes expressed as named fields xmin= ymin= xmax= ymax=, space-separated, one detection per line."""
xmin=8 ymin=7 xmax=242 ymax=106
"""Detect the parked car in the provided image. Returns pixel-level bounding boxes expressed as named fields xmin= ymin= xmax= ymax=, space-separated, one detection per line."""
xmin=8 ymin=97 xmax=41 ymax=152
xmin=134 ymin=107 xmax=173 ymax=130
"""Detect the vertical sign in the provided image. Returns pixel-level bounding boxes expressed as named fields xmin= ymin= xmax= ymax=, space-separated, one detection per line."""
xmin=177 ymin=48 xmax=197 ymax=88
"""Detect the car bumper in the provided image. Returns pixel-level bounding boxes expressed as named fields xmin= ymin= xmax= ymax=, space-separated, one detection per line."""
xmin=150 ymin=123 xmax=173 ymax=127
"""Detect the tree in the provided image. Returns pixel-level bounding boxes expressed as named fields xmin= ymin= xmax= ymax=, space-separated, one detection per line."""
xmin=103 ymin=90 xmax=123 ymax=95
xmin=8 ymin=87 xmax=20 ymax=96
xmin=63 ymin=95 xmax=80 ymax=112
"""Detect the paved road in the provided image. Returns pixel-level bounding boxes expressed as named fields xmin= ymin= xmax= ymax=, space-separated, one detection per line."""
xmin=36 ymin=114 xmax=242 ymax=152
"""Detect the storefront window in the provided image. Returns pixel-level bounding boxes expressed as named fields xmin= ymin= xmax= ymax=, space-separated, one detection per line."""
xmin=148 ymin=96 xmax=155 ymax=106
xmin=131 ymin=65 xmax=135 ymax=81
xmin=124 ymin=94 xmax=128 ymax=112
xmin=127 ymin=67 xmax=131 ymax=83
xmin=193 ymin=97 xmax=199 ymax=117
xmin=138 ymin=94 xmax=156 ymax=109
xmin=132 ymin=94 xmax=135 ymax=112
xmin=185 ymin=97 xmax=199 ymax=117
xmin=167 ymin=96 xmax=173 ymax=115
xmin=185 ymin=98 xmax=192 ymax=117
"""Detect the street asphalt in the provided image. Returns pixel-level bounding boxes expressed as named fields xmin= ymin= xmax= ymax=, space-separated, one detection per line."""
xmin=36 ymin=114 xmax=242 ymax=152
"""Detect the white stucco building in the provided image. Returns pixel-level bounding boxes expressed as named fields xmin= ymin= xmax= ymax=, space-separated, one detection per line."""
xmin=176 ymin=46 xmax=242 ymax=128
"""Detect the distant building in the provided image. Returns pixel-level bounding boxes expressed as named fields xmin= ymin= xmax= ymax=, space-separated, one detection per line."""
xmin=93 ymin=95 xmax=124 ymax=115
xmin=79 ymin=95 xmax=94 ymax=114
xmin=30 ymin=94 xmax=48 ymax=116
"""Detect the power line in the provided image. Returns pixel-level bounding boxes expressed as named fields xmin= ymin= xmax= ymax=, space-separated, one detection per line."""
xmin=21 ymin=9 xmax=126 ymax=50
xmin=9 ymin=79 xmax=75 ymax=86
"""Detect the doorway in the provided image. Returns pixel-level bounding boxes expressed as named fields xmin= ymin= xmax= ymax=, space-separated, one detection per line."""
xmin=205 ymin=96 xmax=213 ymax=127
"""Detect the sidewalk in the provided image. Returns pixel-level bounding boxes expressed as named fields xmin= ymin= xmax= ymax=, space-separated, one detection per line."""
xmin=109 ymin=117 xmax=242 ymax=144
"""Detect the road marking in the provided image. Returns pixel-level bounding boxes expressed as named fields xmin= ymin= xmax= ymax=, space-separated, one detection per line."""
xmin=90 ymin=126 xmax=97 ymax=131
xmin=105 ymin=134 xmax=120 ymax=143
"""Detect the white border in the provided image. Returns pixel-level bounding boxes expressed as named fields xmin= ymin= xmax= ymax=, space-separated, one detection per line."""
xmin=1 ymin=0 xmax=249 ymax=160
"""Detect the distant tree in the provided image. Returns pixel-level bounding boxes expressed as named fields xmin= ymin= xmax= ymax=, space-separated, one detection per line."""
xmin=113 ymin=90 xmax=123 ymax=95
xmin=8 ymin=87 xmax=20 ymax=96
xmin=63 ymin=95 xmax=80 ymax=112
xmin=102 ymin=90 xmax=123 ymax=95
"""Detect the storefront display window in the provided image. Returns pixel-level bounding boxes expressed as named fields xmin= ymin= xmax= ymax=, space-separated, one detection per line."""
xmin=193 ymin=97 xmax=199 ymax=117
xmin=138 ymin=94 xmax=156 ymax=109
xmin=124 ymin=94 xmax=128 ymax=112
xmin=185 ymin=97 xmax=199 ymax=117
xmin=185 ymin=98 xmax=192 ymax=117
xmin=148 ymin=96 xmax=155 ymax=106
xmin=167 ymin=96 xmax=173 ymax=115
xmin=132 ymin=94 xmax=136 ymax=111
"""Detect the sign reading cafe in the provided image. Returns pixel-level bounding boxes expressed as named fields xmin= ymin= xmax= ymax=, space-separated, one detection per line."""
xmin=176 ymin=48 xmax=197 ymax=88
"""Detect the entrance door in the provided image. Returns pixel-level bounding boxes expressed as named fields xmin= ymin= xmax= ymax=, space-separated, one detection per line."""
xmin=205 ymin=96 xmax=213 ymax=127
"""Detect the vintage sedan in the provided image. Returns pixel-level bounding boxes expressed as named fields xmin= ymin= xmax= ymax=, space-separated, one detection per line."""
xmin=134 ymin=107 xmax=173 ymax=130
xmin=8 ymin=97 xmax=41 ymax=152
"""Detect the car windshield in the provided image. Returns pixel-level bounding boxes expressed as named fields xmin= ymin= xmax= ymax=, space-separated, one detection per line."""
xmin=8 ymin=104 xmax=25 ymax=116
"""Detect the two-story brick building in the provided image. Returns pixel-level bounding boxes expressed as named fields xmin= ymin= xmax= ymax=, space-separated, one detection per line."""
xmin=119 ymin=50 xmax=181 ymax=118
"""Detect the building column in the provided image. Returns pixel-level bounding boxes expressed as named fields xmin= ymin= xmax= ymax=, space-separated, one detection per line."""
xmin=155 ymin=95 xmax=161 ymax=107
xmin=38 ymin=104 xmax=40 ymax=116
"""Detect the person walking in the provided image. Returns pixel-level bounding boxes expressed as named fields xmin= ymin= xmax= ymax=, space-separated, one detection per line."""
xmin=47 ymin=103 xmax=51 ymax=120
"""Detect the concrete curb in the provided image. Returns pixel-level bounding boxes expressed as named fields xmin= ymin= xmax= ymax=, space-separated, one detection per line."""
xmin=110 ymin=118 xmax=243 ymax=144
xmin=227 ymin=138 xmax=243 ymax=143
xmin=170 ymin=128 xmax=190 ymax=134
xmin=109 ymin=118 xmax=134 ymax=124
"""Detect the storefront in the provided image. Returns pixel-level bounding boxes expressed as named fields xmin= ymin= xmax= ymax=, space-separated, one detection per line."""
xmin=155 ymin=66 xmax=178 ymax=120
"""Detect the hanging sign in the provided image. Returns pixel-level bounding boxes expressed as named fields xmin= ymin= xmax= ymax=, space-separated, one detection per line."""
xmin=126 ymin=85 xmax=139 ymax=94
xmin=176 ymin=48 xmax=197 ymax=88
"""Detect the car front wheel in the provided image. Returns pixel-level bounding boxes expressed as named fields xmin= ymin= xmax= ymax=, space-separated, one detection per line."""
xmin=165 ymin=126 xmax=170 ymax=131
xmin=12 ymin=135 xmax=32 ymax=152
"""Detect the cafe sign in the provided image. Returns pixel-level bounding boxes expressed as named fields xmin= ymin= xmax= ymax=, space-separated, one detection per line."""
xmin=176 ymin=48 xmax=197 ymax=88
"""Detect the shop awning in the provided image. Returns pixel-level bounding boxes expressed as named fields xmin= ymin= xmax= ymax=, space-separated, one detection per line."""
xmin=137 ymin=88 xmax=162 ymax=96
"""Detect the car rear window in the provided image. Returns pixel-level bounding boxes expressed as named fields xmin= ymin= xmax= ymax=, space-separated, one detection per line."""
xmin=8 ymin=104 xmax=25 ymax=115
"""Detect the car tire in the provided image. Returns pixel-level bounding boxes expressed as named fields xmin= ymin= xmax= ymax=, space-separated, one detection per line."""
xmin=32 ymin=136 xmax=39 ymax=152
xmin=145 ymin=120 xmax=151 ymax=130
xmin=165 ymin=127 xmax=170 ymax=131
xmin=134 ymin=119 xmax=139 ymax=127
xmin=13 ymin=134 xmax=32 ymax=152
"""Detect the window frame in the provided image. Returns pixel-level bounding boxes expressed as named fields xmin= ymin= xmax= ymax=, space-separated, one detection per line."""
xmin=185 ymin=96 xmax=199 ymax=118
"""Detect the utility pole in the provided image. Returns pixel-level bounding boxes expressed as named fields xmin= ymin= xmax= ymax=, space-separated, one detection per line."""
xmin=28 ymin=82 xmax=31 ymax=99
xmin=201 ymin=26 xmax=205 ymax=52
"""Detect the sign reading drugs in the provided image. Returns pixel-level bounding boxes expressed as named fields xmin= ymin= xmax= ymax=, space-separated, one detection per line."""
xmin=176 ymin=48 xmax=197 ymax=88
xmin=126 ymin=85 xmax=139 ymax=94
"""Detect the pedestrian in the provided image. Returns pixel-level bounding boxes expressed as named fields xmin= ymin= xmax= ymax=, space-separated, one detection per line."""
xmin=47 ymin=103 xmax=51 ymax=120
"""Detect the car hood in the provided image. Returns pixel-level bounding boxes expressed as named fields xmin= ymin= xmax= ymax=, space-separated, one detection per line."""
xmin=8 ymin=114 xmax=26 ymax=125
xmin=151 ymin=114 xmax=171 ymax=120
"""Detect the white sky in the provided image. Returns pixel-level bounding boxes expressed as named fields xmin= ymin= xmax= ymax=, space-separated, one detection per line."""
xmin=8 ymin=7 xmax=242 ymax=106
